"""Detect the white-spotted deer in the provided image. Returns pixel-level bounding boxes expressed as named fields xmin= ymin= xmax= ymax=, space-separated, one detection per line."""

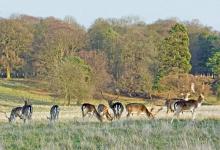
xmin=47 ymin=105 xmax=60 ymax=122
xmin=126 ymin=103 xmax=154 ymax=119
xmin=97 ymin=104 xmax=113 ymax=121
xmin=101 ymin=91 xmax=124 ymax=119
xmin=165 ymin=92 xmax=191 ymax=114
xmin=171 ymin=94 xmax=205 ymax=123
xmin=5 ymin=106 xmax=23 ymax=122
xmin=81 ymin=103 xmax=103 ymax=122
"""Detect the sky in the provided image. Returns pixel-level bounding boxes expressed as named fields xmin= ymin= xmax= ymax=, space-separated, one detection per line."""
xmin=0 ymin=0 xmax=219 ymax=31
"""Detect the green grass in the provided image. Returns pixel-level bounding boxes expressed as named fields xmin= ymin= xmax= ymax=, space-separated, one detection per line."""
xmin=0 ymin=119 xmax=219 ymax=150
xmin=0 ymin=79 xmax=59 ymax=112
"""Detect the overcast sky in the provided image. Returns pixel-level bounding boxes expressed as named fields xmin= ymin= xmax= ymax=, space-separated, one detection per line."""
xmin=0 ymin=0 xmax=219 ymax=31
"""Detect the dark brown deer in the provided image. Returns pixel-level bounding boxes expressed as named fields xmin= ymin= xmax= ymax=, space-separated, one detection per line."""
xmin=21 ymin=100 xmax=33 ymax=123
xmin=47 ymin=105 xmax=60 ymax=122
xmin=97 ymin=104 xmax=113 ymax=121
xmin=81 ymin=103 xmax=102 ymax=122
xmin=101 ymin=91 xmax=124 ymax=119
xmin=5 ymin=106 xmax=23 ymax=122
xmin=171 ymin=94 xmax=205 ymax=123
xmin=126 ymin=103 xmax=154 ymax=119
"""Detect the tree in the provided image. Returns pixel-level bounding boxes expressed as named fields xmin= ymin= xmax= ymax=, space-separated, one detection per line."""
xmin=207 ymin=51 xmax=220 ymax=77
xmin=159 ymin=23 xmax=191 ymax=75
xmin=48 ymin=56 xmax=93 ymax=105
xmin=88 ymin=18 xmax=121 ymax=80
xmin=0 ymin=19 xmax=33 ymax=79
xmin=33 ymin=17 xmax=87 ymax=77
xmin=186 ymin=20 xmax=220 ymax=75
xmin=77 ymin=50 xmax=112 ymax=93
xmin=189 ymin=33 xmax=218 ymax=74
xmin=118 ymin=26 xmax=158 ymax=96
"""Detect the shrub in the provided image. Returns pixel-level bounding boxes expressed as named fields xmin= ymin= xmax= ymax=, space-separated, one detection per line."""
xmin=159 ymin=73 xmax=213 ymax=97
xmin=48 ymin=56 xmax=94 ymax=105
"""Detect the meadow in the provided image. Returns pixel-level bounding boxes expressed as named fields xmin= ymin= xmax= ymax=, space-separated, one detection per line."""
xmin=0 ymin=79 xmax=220 ymax=150
xmin=0 ymin=119 xmax=220 ymax=150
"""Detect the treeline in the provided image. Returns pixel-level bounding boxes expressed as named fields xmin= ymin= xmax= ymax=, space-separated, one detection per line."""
xmin=0 ymin=15 xmax=220 ymax=104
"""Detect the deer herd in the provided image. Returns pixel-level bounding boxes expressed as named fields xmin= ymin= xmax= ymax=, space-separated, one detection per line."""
xmin=3 ymin=92 xmax=206 ymax=124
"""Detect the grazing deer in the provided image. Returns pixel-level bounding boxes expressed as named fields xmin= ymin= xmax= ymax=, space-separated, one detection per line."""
xmin=21 ymin=100 xmax=33 ymax=123
xmin=171 ymin=94 xmax=205 ymax=123
xmin=165 ymin=92 xmax=190 ymax=114
xmin=81 ymin=103 xmax=102 ymax=122
xmin=101 ymin=91 xmax=124 ymax=119
xmin=126 ymin=103 xmax=154 ymax=119
xmin=5 ymin=106 xmax=23 ymax=122
xmin=97 ymin=104 xmax=113 ymax=121
xmin=47 ymin=105 xmax=60 ymax=122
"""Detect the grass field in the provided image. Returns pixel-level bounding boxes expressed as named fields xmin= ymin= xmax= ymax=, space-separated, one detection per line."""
xmin=0 ymin=79 xmax=220 ymax=150
xmin=0 ymin=119 xmax=220 ymax=150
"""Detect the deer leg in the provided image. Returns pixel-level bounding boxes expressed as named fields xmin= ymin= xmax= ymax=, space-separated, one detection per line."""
xmin=82 ymin=110 xmax=85 ymax=118
xmin=191 ymin=110 xmax=196 ymax=121
xmin=91 ymin=111 xmax=95 ymax=118
xmin=166 ymin=107 xmax=169 ymax=114
xmin=171 ymin=108 xmax=181 ymax=123
xmin=118 ymin=112 xmax=122 ymax=119
xmin=137 ymin=111 xmax=141 ymax=116
xmin=117 ymin=113 xmax=120 ymax=119
xmin=56 ymin=112 xmax=59 ymax=120
xmin=113 ymin=110 xmax=116 ymax=119
xmin=106 ymin=112 xmax=113 ymax=121
xmin=127 ymin=112 xmax=131 ymax=118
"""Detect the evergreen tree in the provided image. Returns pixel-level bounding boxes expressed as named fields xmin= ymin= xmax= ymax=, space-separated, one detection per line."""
xmin=159 ymin=23 xmax=191 ymax=75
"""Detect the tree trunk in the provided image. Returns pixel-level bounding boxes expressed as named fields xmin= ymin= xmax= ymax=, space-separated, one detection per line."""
xmin=6 ymin=64 xmax=11 ymax=80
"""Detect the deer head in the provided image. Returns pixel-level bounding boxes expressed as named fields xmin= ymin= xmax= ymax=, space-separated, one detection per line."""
xmin=5 ymin=112 xmax=13 ymax=122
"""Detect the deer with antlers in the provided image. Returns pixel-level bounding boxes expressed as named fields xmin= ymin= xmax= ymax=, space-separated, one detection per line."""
xmin=165 ymin=92 xmax=191 ymax=114
xmin=47 ymin=105 xmax=60 ymax=122
xmin=97 ymin=104 xmax=113 ymax=121
xmin=81 ymin=103 xmax=103 ymax=122
xmin=171 ymin=93 xmax=205 ymax=123
xmin=126 ymin=103 xmax=155 ymax=119
xmin=101 ymin=91 xmax=124 ymax=120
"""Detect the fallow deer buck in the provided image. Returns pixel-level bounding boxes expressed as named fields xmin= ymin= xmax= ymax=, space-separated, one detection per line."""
xmin=101 ymin=91 xmax=124 ymax=119
xmin=165 ymin=92 xmax=191 ymax=114
xmin=171 ymin=94 xmax=205 ymax=123
xmin=21 ymin=100 xmax=33 ymax=123
xmin=81 ymin=103 xmax=103 ymax=122
xmin=47 ymin=105 xmax=60 ymax=122
xmin=97 ymin=104 xmax=113 ymax=121
xmin=5 ymin=106 xmax=23 ymax=122
xmin=126 ymin=103 xmax=154 ymax=119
